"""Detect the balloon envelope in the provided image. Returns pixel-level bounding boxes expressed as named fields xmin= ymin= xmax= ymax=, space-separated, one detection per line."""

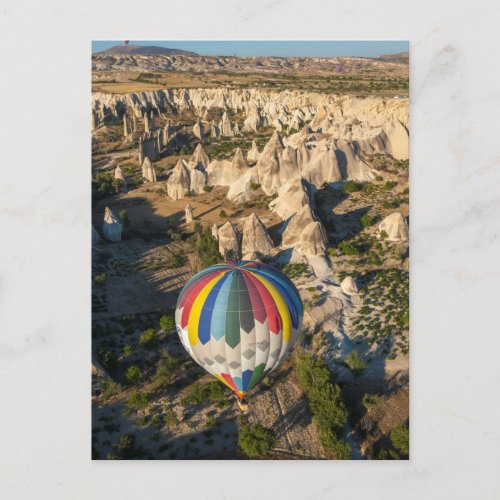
xmin=175 ymin=260 xmax=303 ymax=397
xmin=335 ymin=64 xmax=343 ymax=72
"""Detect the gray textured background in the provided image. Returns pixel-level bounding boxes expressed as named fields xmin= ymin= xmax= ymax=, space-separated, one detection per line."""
xmin=1 ymin=0 xmax=499 ymax=498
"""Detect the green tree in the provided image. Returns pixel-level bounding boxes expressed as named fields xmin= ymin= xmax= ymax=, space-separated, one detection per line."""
xmin=238 ymin=420 xmax=275 ymax=459
xmin=294 ymin=355 xmax=331 ymax=393
xmin=391 ymin=422 xmax=409 ymax=455
xmin=160 ymin=315 xmax=175 ymax=332
xmin=139 ymin=329 xmax=158 ymax=348
xmin=345 ymin=349 xmax=368 ymax=377
xmin=125 ymin=365 xmax=143 ymax=385
xmin=308 ymin=383 xmax=348 ymax=433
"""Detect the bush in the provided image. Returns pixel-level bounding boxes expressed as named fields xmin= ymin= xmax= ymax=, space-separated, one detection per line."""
xmin=139 ymin=329 xmax=158 ymax=348
xmin=125 ymin=365 xmax=143 ymax=385
xmin=343 ymin=181 xmax=362 ymax=193
xmin=345 ymin=349 xmax=368 ymax=377
xmin=250 ymin=182 xmax=261 ymax=191
xmin=181 ymin=382 xmax=210 ymax=406
xmin=295 ymin=355 xmax=331 ymax=393
xmin=338 ymin=241 xmax=360 ymax=256
xmin=94 ymin=273 xmax=107 ymax=285
xmin=363 ymin=393 xmax=384 ymax=410
xmin=126 ymin=392 xmax=150 ymax=412
xmin=362 ymin=184 xmax=375 ymax=195
xmin=122 ymin=344 xmax=133 ymax=356
xmin=160 ymin=315 xmax=175 ymax=332
xmin=391 ymin=422 xmax=409 ymax=455
xmin=308 ymin=384 xmax=348 ymax=433
xmin=219 ymin=210 xmax=227 ymax=217
xmin=102 ymin=379 xmax=122 ymax=400
xmin=203 ymin=185 xmax=213 ymax=192
xmin=238 ymin=419 xmax=275 ymax=458
xmin=171 ymin=250 xmax=186 ymax=268
xmin=119 ymin=210 xmax=130 ymax=227
xmin=153 ymin=354 xmax=178 ymax=389
xmin=319 ymin=428 xmax=352 ymax=459
xmin=384 ymin=180 xmax=398 ymax=190
xmin=107 ymin=434 xmax=145 ymax=460
xmin=189 ymin=225 xmax=222 ymax=266
xmin=360 ymin=214 xmax=372 ymax=228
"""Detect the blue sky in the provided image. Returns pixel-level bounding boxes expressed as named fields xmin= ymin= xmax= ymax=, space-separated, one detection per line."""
xmin=92 ymin=40 xmax=408 ymax=58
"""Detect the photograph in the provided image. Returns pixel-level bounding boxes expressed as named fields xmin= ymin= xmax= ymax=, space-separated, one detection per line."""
xmin=91 ymin=40 xmax=409 ymax=460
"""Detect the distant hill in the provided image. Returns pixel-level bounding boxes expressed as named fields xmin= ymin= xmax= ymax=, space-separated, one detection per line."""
xmin=378 ymin=52 xmax=409 ymax=63
xmin=96 ymin=44 xmax=198 ymax=56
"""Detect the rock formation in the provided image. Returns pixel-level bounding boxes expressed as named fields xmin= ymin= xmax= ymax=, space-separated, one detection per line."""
xmin=142 ymin=157 xmax=157 ymax=183
xmin=185 ymin=204 xmax=193 ymax=223
xmin=378 ymin=212 xmax=408 ymax=241
xmin=219 ymin=111 xmax=237 ymax=137
xmin=207 ymin=147 xmax=250 ymax=187
xmin=340 ymin=276 xmax=359 ymax=295
xmin=218 ymin=221 xmax=240 ymax=259
xmin=114 ymin=165 xmax=126 ymax=187
xmin=270 ymin=177 xmax=313 ymax=220
xmin=297 ymin=221 xmax=328 ymax=256
xmin=241 ymin=213 xmax=274 ymax=259
xmin=281 ymin=203 xmax=317 ymax=247
xmin=167 ymin=160 xmax=191 ymax=200
xmin=211 ymin=223 xmax=219 ymax=240
xmin=187 ymin=143 xmax=209 ymax=171
xmin=192 ymin=118 xmax=204 ymax=140
xmin=103 ymin=207 xmax=122 ymax=242
xmin=247 ymin=141 xmax=260 ymax=163
xmin=144 ymin=111 xmax=155 ymax=134
xmin=123 ymin=114 xmax=133 ymax=137
xmin=92 ymin=90 xmax=409 ymax=162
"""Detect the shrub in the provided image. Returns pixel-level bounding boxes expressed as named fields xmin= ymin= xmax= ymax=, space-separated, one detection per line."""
xmin=338 ymin=241 xmax=360 ymax=256
xmin=250 ymin=182 xmax=261 ymax=191
xmin=126 ymin=392 xmax=150 ymax=412
xmin=107 ymin=434 xmax=144 ymax=460
xmin=189 ymin=225 xmax=222 ymax=266
xmin=119 ymin=210 xmax=130 ymax=227
xmin=153 ymin=354 xmax=178 ymax=388
xmin=219 ymin=210 xmax=227 ymax=217
xmin=238 ymin=419 xmax=275 ymax=458
xmin=208 ymin=381 xmax=229 ymax=404
xmin=181 ymin=382 xmax=210 ymax=406
xmin=171 ymin=250 xmax=186 ymax=268
xmin=294 ymin=355 xmax=331 ymax=393
xmin=122 ymin=344 xmax=133 ymax=356
xmin=363 ymin=184 xmax=375 ymax=196
xmin=139 ymin=329 xmax=158 ymax=348
xmin=391 ymin=422 xmax=409 ymax=455
xmin=102 ymin=379 xmax=121 ymax=400
xmin=360 ymin=214 xmax=372 ymax=228
xmin=384 ymin=180 xmax=398 ymax=190
xmin=94 ymin=273 xmax=107 ymax=285
xmin=203 ymin=185 xmax=213 ymax=192
xmin=345 ymin=349 xmax=368 ymax=377
xmin=125 ymin=365 xmax=143 ymax=385
xmin=343 ymin=181 xmax=362 ymax=193
xmin=160 ymin=315 xmax=175 ymax=332
xmin=319 ymin=428 xmax=352 ymax=459
xmin=363 ymin=393 xmax=384 ymax=410
xmin=379 ymin=229 xmax=389 ymax=239
xmin=308 ymin=384 xmax=348 ymax=433
xmin=98 ymin=349 xmax=118 ymax=370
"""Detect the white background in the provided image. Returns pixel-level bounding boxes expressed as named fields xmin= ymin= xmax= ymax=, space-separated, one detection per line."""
xmin=1 ymin=0 xmax=499 ymax=498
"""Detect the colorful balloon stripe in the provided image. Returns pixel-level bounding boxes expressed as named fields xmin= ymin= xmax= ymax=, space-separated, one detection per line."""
xmin=175 ymin=260 xmax=303 ymax=397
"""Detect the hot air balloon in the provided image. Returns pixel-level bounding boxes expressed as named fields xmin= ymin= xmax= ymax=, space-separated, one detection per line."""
xmin=175 ymin=260 xmax=303 ymax=404
xmin=335 ymin=64 xmax=343 ymax=73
